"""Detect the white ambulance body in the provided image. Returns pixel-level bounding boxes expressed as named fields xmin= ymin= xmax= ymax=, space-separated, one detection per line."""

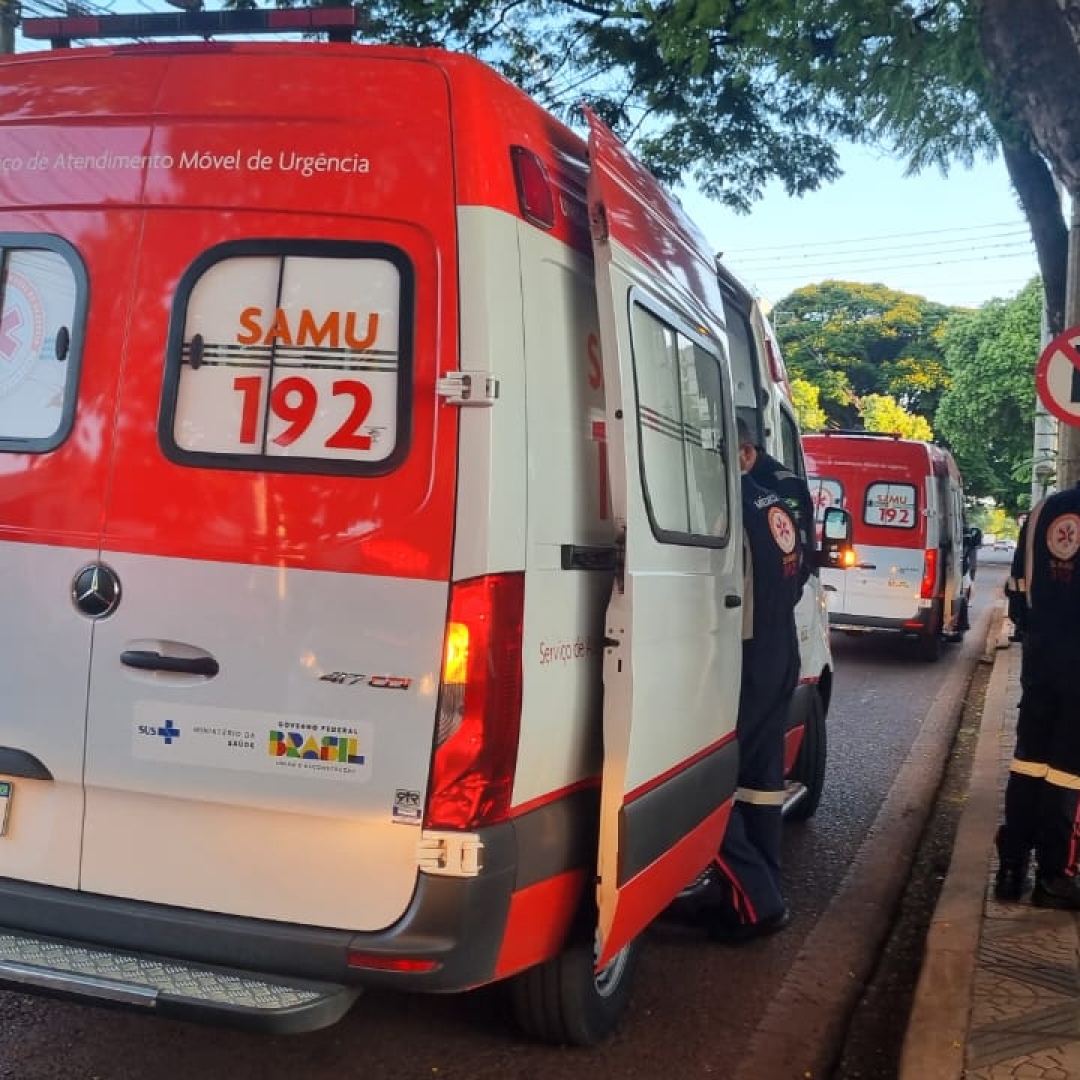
xmin=0 ymin=10 xmax=832 ymax=1043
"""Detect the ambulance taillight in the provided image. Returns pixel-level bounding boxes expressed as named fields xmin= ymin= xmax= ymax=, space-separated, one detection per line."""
xmin=919 ymin=548 xmax=939 ymax=598
xmin=425 ymin=574 xmax=525 ymax=830
xmin=511 ymin=146 xmax=556 ymax=229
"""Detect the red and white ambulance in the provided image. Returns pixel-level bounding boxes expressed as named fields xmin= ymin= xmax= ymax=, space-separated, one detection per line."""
xmin=0 ymin=8 xmax=834 ymax=1043
xmin=803 ymin=431 xmax=972 ymax=661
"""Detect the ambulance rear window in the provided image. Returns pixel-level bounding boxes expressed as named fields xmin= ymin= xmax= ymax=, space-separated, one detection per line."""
xmin=629 ymin=301 xmax=730 ymax=544
xmin=161 ymin=242 xmax=412 ymax=475
xmin=0 ymin=236 xmax=84 ymax=453
xmin=864 ymin=482 xmax=917 ymax=528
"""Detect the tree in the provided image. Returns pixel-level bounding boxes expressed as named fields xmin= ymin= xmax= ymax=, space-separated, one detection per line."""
xmin=771 ymin=281 xmax=954 ymax=430
xmin=755 ymin=2 xmax=1069 ymax=335
xmin=858 ymin=394 xmax=934 ymax=439
xmin=935 ymin=278 xmax=1043 ymax=514
xmin=789 ymin=377 xmax=827 ymax=432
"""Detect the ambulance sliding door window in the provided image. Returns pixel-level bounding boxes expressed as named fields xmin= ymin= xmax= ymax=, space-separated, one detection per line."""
xmin=629 ymin=301 xmax=730 ymax=544
xmin=0 ymin=236 xmax=85 ymax=453
xmin=161 ymin=242 xmax=413 ymax=475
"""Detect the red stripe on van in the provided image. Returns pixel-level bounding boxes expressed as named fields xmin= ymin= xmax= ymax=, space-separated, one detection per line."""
xmin=493 ymin=867 xmax=588 ymax=979
xmin=597 ymin=798 xmax=732 ymax=968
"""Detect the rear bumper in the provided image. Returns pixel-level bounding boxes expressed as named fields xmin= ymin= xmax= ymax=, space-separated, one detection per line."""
xmin=0 ymin=792 xmax=598 ymax=1032
xmin=0 ymin=840 xmax=520 ymax=1031
xmin=828 ymin=607 xmax=936 ymax=635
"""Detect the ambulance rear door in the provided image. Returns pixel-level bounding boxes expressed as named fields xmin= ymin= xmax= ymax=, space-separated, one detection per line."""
xmin=585 ymin=111 xmax=742 ymax=966
xmin=78 ymin=54 xmax=459 ymax=932
xmin=0 ymin=223 xmax=134 ymax=890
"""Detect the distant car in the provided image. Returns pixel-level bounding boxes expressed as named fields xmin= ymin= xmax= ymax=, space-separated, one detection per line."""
xmin=993 ymin=539 xmax=1016 ymax=552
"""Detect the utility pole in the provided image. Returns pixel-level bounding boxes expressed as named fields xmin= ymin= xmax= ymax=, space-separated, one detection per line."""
xmin=0 ymin=0 xmax=17 ymax=55
xmin=1057 ymin=195 xmax=1080 ymax=490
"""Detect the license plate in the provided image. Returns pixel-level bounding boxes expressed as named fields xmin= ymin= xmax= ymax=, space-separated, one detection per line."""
xmin=0 ymin=780 xmax=11 ymax=836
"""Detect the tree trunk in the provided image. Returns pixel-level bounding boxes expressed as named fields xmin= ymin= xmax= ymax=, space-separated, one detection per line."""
xmin=979 ymin=0 xmax=1080 ymax=197
xmin=979 ymin=0 xmax=1080 ymax=486
xmin=998 ymin=134 xmax=1068 ymax=334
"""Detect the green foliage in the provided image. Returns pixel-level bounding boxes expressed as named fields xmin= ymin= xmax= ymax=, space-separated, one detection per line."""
xmin=789 ymin=377 xmax=827 ymax=432
xmin=857 ymin=393 xmax=933 ymax=439
xmin=771 ymin=280 xmax=956 ymax=429
xmin=934 ymin=277 xmax=1042 ymax=514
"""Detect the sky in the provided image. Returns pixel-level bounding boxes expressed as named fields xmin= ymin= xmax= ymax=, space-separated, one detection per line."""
xmin=677 ymin=141 xmax=1042 ymax=312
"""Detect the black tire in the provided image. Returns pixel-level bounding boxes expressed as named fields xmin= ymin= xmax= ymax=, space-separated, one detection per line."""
xmin=918 ymin=630 xmax=942 ymax=662
xmin=786 ymin=692 xmax=826 ymax=822
xmin=510 ymin=928 xmax=641 ymax=1046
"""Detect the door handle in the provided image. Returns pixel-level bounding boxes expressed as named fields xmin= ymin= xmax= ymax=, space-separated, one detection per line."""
xmin=120 ymin=650 xmax=220 ymax=677
xmin=724 ymin=594 xmax=742 ymax=608
xmin=0 ymin=747 xmax=52 ymax=781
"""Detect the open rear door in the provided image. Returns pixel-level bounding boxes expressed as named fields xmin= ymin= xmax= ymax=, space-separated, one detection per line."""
xmin=585 ymin=111 xmax=743 ymax=966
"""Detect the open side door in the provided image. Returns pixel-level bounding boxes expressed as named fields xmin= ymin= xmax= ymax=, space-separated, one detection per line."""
xmin=585 ymin=110 xmax=743 ymax=966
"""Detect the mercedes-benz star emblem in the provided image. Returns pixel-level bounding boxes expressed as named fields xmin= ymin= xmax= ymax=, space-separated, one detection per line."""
xmin=72 ymin=564 xmax=122 ymax=619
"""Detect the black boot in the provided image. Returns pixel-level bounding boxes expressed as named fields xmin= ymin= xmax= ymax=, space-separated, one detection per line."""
xmin=994 ymin=825 xmax=1032 ymax=901
xmin=995 ymin=861 xmax=1032 ymax=901
xmin=1031 ymin=873 xmax=1080 ymax=910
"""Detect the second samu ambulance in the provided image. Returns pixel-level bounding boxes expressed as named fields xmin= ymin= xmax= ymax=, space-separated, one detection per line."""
xmin=0 ymin=7 xmax=834 ymax=1044
xmin=804 ymin=430 xmax=972 ymax=661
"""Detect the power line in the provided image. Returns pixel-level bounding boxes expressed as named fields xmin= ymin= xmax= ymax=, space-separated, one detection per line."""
xmin=738 ymin=244 xmax=1035 ymax=280
xmin=731 ymin=230 xmax=1031 ymax=270
xmin=723 ymin=219 xmax=1030 ymax=257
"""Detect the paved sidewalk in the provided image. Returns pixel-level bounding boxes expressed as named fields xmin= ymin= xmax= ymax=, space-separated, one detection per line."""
xmin=899 ymin=614 xmax=1080 ymax=1080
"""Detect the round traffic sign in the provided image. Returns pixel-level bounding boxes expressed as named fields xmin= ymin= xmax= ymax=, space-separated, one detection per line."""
xmin=1035 ymin=327 xmax=1080 ymax=427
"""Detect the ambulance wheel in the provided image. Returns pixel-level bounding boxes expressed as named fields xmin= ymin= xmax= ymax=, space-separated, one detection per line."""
xmin=957 ymin=596 xmax=971 ymax=634
xmin=510 ymin=926 xmax=641 ymax=1046
xmin=787 ymin=693 xmax=826 ymax=822
xmin=918 ymin=631 xmax=942 ymax=662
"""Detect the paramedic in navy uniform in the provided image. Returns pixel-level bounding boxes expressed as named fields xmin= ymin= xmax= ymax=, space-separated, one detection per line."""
xmin=995 ymin=483 xmax=1080 ymax=908
xmin=737 ymin=417 xmax=816 ymax=587
xmin=700 ymin=422 xmax=804 ymax=942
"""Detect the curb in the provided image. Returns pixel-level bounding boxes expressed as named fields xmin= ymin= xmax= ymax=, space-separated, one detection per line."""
xmin=897 ymin=605 xmax=1010 ymax=1080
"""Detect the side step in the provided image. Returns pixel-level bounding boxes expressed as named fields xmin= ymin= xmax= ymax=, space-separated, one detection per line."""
xmin=0 ymin=930 xmax=359 ymax=1033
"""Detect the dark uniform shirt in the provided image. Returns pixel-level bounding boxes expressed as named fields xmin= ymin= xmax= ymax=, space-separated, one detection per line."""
xmin=741 ymin=473 xmax=801 ymax=671
xmin=749 ymin=448 xmax=815 ymax=590
xmin=1023 ymin=484 xmax=1080 ymax=644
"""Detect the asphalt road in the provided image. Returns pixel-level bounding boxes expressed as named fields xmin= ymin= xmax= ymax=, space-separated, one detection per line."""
xmin=0 ymin=562 xmax=1009 ymax=1080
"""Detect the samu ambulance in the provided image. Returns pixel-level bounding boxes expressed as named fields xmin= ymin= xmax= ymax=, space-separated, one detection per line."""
xmin=0 ymin=8 xmax=834 ymax=1044
xmin=803 ymin=431 xmax=971 ymax=661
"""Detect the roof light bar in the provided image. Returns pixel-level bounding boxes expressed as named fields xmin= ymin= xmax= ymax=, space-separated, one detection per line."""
xmin=22 ymin=6 xmax=361 ymax=47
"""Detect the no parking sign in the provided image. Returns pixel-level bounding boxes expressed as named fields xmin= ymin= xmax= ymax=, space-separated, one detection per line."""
xmin=1036 ymin=327 xmax=1080 ymax=426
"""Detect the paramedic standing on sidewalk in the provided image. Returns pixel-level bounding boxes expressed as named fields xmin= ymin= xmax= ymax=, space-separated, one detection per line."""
xmin=702 ymin=423 xmax=804 ymax=943
xmin=996 ymin=483 xmax=1080 ymax=908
